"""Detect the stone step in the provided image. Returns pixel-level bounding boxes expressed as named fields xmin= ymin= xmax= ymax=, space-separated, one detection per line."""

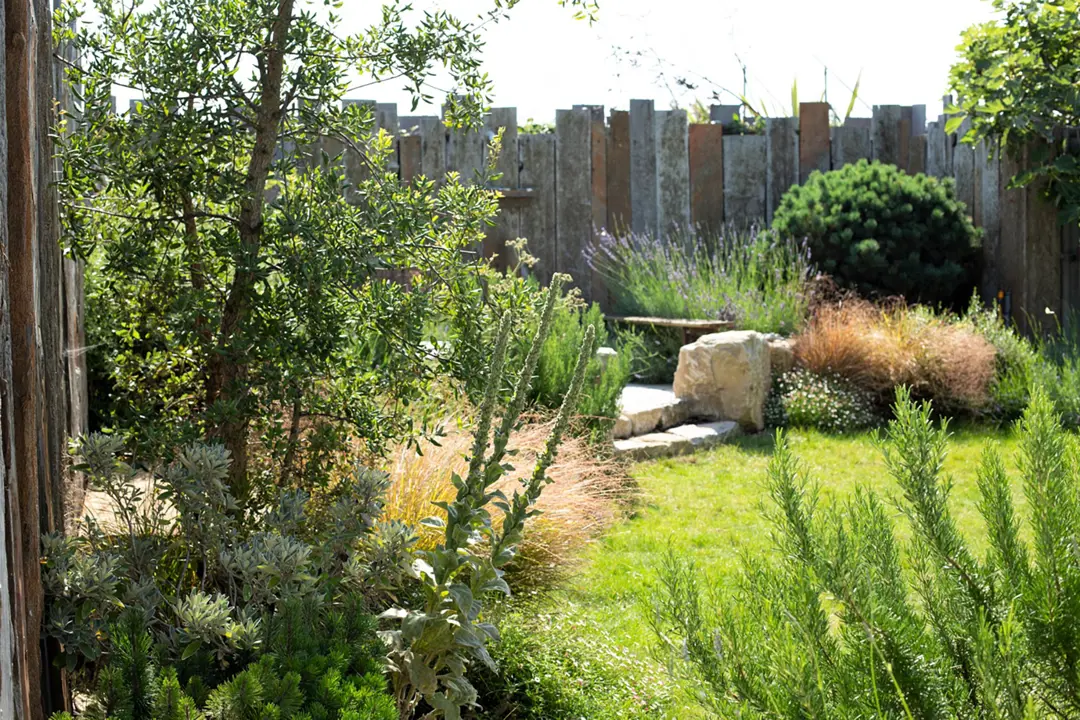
xmin=613 ymin=384 xmax=690 ymax=439
xmin=613 ymin=421 xmax=741 ymax=461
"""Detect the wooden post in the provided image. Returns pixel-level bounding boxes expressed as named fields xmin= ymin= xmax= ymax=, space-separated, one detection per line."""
xmin=766 ymin=117 xmax=798 ymax=222
xmin=629 ymin=99 xmax=657 ymax=235
xmin=555 ymin=108 xmax=593 ymax=299
xmin=606 ymin=110 xmax=631 ymax=234
xmin=519 ymin=134 xmax=557 ymax=284
xmin=722 ymin=135 xmax=767 ymax=227
xmin=6 ymin=0 xmax=46 ymax=715
xmin=872 ymin=105 xmax=902 ymax=166
xmin=482 ymin=108 xmax=519 ymax=271
xmin=656 ymin=109 xmax=690 ymax=232
xmin=830 ymin=125 xmax=871 ymax=170
xmin=798 ymin=102 xmax=830 ymax=183
xmin=689 ymin=123 xmax=724 ymax=232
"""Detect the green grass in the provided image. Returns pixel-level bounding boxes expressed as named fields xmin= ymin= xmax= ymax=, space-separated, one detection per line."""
xmin=549 ymin=425 xmax=1025 ymax=717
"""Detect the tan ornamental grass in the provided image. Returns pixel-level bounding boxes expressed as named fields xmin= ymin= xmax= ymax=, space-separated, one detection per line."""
xmin=384 ymin=418 xmax=635 ymax=587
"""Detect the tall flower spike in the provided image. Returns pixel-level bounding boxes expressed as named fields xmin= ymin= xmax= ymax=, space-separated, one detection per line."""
xmin=485 ymin=274 xmax=567 ymax=476
xmin=465 ymin=311 xmax=513 ymax=489
xmin=530 ymin=323 xmax=596 ymax=487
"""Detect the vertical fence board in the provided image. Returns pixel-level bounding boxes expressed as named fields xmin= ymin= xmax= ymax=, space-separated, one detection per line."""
xmin=1027 ymin=140 xmax=1061 ymax=331
xmin=898 ymin=106 xmax=913 ymax=172
xmin=399 ymin=135 xmax=422 ymax=183
xmin=484 ymin=107 xmax=518 ymax=188
xmin=766 ymin=117 xmax=798 ymax=222
xmin=416 ymin=116 xmax=446 ymax=183
xmin=908 ymin=135 xmax=927 ymax=175
xmin=953 ymin=119 xmax=976 ymax=217
xmin=830 ymin=125 xmax=871 ymax=169
xmin=723 ymin=135 xmax=767 ymax=226
xmin=656 ymin=109 xmax=690 ymax=232
xmin=926 ymin=121 xmax=950 ymax=178
xmin=587 ymin=108 xmax=609 ymax=306
xmin=445 ymin=101 xmax=483 ymax=182
xmin=519 ymin=134 xmax=557 ymax=284
xmin=556 ymin=109 xmax=593 ymax=298
xmin=376 ymin=103 xmax=399 ymax=175
xmin=871 ymin=105 xmax=902 ymax=166
xmin=629 ymin=99 xmax=657 ymax=235
xmin=998 ymin=146 xmax=1027 ymax=327
xmin=606 ymin=110 xmax=631 ymax=233
xmin=979 ymin=141 xmax=1002 ymax=301
xmin=689 ymin=124 xmax=724 ymax=232
xmin=911 ymin=105 xmax=927 ymax=136
xmin=342 ymin=99 xmax=375 ymax=192
xmin=798 ymin=103 xmax=830 ymax=183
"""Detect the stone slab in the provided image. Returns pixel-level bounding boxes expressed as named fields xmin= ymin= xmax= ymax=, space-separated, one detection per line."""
xmin=613 ymin=421 xmax=740 ymax=460
xmin=618 ymin=384 xmax=690 ymax=436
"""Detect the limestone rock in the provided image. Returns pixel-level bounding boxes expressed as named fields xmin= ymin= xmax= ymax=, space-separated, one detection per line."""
xmin=767 ymin=337 xmax=797 ymax=375
xmin=613 ymin=414 xmax=633 ymax=440
xmin=673 ymin=331 xmax=770 ymax=431
xmin=617 ymin=384 xmax=690 ymax=436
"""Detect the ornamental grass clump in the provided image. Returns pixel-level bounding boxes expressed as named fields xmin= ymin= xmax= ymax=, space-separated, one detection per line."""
xmin=650 ymin=386 xmax=1080 ymax=719
xmin=587 ymin=225 xmax=811 ymax=335
xmin=795 ymin=299 xmax=996 ymax=414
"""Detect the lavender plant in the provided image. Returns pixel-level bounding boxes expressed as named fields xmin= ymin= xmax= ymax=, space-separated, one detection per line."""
xmin=380 ymin=276 xmax=598 ymax=719
xmin=587 ymin=225 xmax=811 ymax=335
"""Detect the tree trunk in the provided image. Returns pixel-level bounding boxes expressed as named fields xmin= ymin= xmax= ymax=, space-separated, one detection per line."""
xmin=205 ymin=0 xmax=294 ymax=501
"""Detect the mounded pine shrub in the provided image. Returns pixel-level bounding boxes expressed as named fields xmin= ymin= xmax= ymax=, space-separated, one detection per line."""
xmin=771 ymin=160 xmax=981 ymax=306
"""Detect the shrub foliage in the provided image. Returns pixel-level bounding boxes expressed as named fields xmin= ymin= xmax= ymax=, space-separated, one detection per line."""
xmin=651 ymin=386 xmax=1080 ymax=719
xmin=772 ymin=160 xmax=981 ymax=306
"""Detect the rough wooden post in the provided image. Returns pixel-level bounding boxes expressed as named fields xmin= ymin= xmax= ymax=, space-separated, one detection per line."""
xmin=556 ymin=108 xmax=593 ymax=299
xmin=399 ymin=135 xmax=421 ymax=183
xmin=766 ymin=117 xmax=798 ymax=222
xmin=998 ymin=145 xmax=1027 ymax=329
xmin=445 ymin=103 xmax=484 ymax=183
xmin=6 ymin=0 xmax=46 ymax=714
xmin=482 ymin=108 xmax=519 ymax=271
xmin=798 ymin=102 xmax=830 ymax=183
xmin=583 ymin=106 xmax=610 ymax=305
xmin=519 ymin=134 xmax=557 ymax=284
xmin=871 ymin=105 xmax=902 ymax=166
xmin=656 ymin=109 xmax=690 ymax=232
xmin=926 ymin=120 xmax=951 ymax=178
xmin=689 ymin=123 xmax=724 ymax=232
xmin=830 ymin=125 xmax=871 ymax=169
xmin=606 ymin=110 xmax=631 ymax=233
xmin=908 ymin=135 xmax=927 ymax=175
xmin=722 ymin=135 xmax=767 ymax=227
xmin=342 ymin=99 xmax=375 ymax=193
xmin=629 ymin=99 xmax=657 ymax=235
xmin=953 ymin=118 xmax=976 ymax=218
xmin=898 ymin=106 xmax=913 ymax=172
xmin=1025 ymin=139 xmax=1061 ymax=332
xmin=978 ymin=140 xmax=1002 ymax=302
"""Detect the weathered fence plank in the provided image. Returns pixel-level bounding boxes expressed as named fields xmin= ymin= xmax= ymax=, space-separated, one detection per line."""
xmin=656 ymin=109 xmax=690 ymax=232
xmin=629 ymin=99 xmax=657 ymax=235
xmin=911 ymin=104 xmax=927 ymax=136
xmin=926 ymin=120 xmax=951 ymax=178
xmin=908 ymin=135 xmax=927 ymax=175
xmin=723 ymin=135 xmax=767 ymax=226
xmin=399 ymin=135 xmax=421 ymax=183
xmin=583 ymin=106 xmax=609 ymax=304
xmin=689 ymin=123 xmax=724 ymax=232
xmin=556 ymin=108 xmax=594 ymax=298
xmin=978 ymin=141 xmax=1001 ymax=301
xmin=998 ymin=145 xmax=1027 ymax=326
xmin=1026 ymin=141 xmax=1061 ymax=332
xmin=416 ymin=116 xmax=446 ymax=182
xmin=606 ymin=110 xmax=631 ymax=233
xmin=872 ymin=105 xmax=903 ymax=166
xmin=953 ymin=118 xmax=976 ymax=216
xmin=766 ymin=117 xmax=798 ymax=222
xmin=831 ymin=125 xmax=871 ymax=169
xmin=485 ymin=107 xmax=519 ymax=188
xmin=519 ymin=134 xmax=557 ymax=283
xmin=798 ymin=103 xmax=830 ymax=183
xmin=899 ymin=106 xmax=913 ymax=172
xmin=342 ymin=99 xmax=375 ymax=190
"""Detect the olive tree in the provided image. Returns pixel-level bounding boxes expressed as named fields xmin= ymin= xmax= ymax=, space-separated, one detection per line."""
xmin=55 ymin=0 xmax=596 ymax=501
xmin=949 ymin=0 xmax=1080 ymax=226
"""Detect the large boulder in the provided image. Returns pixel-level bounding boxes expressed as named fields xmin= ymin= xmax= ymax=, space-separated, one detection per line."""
xmin=767 ymin=337 xmax=797 ymax=375
xmin=673 ymin=331 xmax=770 ymax=431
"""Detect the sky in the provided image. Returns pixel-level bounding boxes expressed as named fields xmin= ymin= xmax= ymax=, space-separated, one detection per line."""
xmin=338 ymin=0 xmax=999 ymax=123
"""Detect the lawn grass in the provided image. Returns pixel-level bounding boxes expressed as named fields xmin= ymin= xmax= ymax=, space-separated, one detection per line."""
xmin=549 ymin=424 xmax=1025 ymax=716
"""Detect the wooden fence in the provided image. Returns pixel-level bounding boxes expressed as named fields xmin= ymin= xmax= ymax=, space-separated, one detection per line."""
xmin=3 ymin=0 xmax=86 ymax=717
xmin=304 ymin=97 xmax=1075 ymax=329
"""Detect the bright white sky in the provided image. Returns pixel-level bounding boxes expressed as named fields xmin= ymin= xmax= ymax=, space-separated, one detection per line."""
xmin=338 ymin=0 xmax=999 ymax=123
